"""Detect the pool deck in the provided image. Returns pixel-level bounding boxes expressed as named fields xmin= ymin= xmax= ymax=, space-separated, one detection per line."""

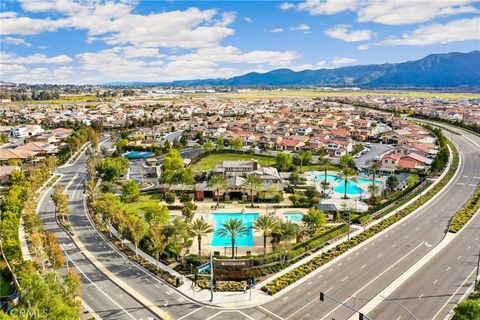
xmin=305 ymin=170 xmax=385 ymax=201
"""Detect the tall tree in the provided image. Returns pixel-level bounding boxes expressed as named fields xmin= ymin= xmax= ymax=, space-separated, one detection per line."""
xmin=253 ymin=215 xmax=279 ymax=256
xmin=386 ymin=174 xmax=400 ymax=193
xmin=275 ymin=152 xmax=293 ymax=172
xmin=203 ymin=141 xmax=214 ymax=154
xmin=230 ymin=138 xmax=243 ymax=151
xmin=208 ymin=175 xmax=228 ymax=206
xmin=130 ymin=217 xmax=147 ymax=257
xmin=297 ymin=150 xmax=313 ymax=172
xmin=335 ymin=167 xmax=358 ymax=199
xmin=319 ymin=157 xmax=332 ymax=198
xmin=148 ymin=226 xmax=167 ymax=269
xmin=217 ymin=218 xmax=248 ymax=259
xmin=190 ymin=219 xmax=213 ymax=256
xmin=241 ymin=175 xmax=263 ymax=207
xmin=368 ymin=162 xmax=381 ymax=202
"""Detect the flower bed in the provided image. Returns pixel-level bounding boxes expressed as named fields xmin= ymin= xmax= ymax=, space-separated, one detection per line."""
xmin=262 ymin=143 xmax=459 ymax=295
xmin=449 ymin=186 xmax=480 ymax=233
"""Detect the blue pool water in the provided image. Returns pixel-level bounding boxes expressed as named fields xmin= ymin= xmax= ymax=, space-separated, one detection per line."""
xmin=124 ymin=151 xmax=156 ymax=159
xmin=283 ymin=213 xmax=304 ymax=222
xmin=211 ymin=213 xmax=259 ymax=247
xmin=315 ymin=174 xmax=381 ymax=195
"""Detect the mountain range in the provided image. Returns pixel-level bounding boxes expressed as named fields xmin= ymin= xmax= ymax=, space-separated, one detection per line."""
xmin=106 ymin=51 xmax=480 ymax=88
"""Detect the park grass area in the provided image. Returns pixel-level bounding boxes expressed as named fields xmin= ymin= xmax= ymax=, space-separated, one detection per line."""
xmin=185 ymin=89 xmax=480 ymax=100
xmin=124 ymin=193 xmax=162 ymax=216
xmin=299 ymin=164 xmax=338 ymax=173
xmin=190 ymin=153 xmax=276 ymax=171
xmin=10 ymin=94 xmax=102 ymax=105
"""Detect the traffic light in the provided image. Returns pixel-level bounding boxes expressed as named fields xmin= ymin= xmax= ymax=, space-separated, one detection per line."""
xmin=319 ymin=292 xmax=324 ymax=301
xmin=359 ymin=313 xmax=364 ymax=320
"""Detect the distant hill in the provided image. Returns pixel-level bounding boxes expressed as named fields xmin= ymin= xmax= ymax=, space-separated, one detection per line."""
xmin=105 ymin=51 xmax=480 ymax=88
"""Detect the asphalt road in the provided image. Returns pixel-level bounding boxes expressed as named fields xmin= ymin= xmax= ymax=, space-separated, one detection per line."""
xmin=368 ymin=126 xmax=480 ymax=320
xmin=37 ymin=125 xmax=480 ymax=320
xmin=38 ymin=171 xmax=158 ymax=320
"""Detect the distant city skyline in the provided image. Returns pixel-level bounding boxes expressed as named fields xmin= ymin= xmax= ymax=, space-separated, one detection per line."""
xmin=1 ymin=0 xmax=479 ymax=84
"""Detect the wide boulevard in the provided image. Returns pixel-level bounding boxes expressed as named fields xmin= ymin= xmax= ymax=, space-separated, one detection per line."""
xmin=37 ymin=123 xmax=480 ymax=320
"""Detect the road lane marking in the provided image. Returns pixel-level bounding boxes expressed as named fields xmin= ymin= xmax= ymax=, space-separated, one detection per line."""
xmin=432 ymin=267 xmax=477 ymax=320
xmin=319 ymin=241 xmax=426 ymax=320
xmin=433 ymin=279 xmax=438 ymax=285
xmin=258 ymin=306 xmax=285 ymax=320
xmin=285 ymin=286 xmax=334 ymax=320
xmin=282 ymin=296 xmax=289 ymax=301
xmin=177 ymin=307 xmax=203 ymax=320
xmin=62 ymin=249 xmax=136 ymax=320
xmin=361 ymin=264 xmax=367 ymax=269
xmin=418 ymin=293 xmax=424 ymax=299
xmin=446 ymin=266 xmax=451 ymax=271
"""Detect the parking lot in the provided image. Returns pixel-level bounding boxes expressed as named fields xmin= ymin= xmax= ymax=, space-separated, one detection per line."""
xmin=354 ymin=142 xmax=393 ymax=167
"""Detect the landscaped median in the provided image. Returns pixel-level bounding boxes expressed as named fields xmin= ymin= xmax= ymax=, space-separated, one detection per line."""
xmin=262 ymin=143 xmax=459 ymax=295
xmin=448 ymin=185 xmax=480 ymax=233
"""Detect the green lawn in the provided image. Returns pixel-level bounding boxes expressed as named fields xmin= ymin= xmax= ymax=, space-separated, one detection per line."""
xmin=10 ymin=94 xmax=103 ymax=105
xmin=124 ymin=193 xmax=162 ymax=216
xmin=185 ymin=89 xmax=480 ymax=100
xmin=299 ymin=164 xmax=339 ymax=173
xmin=190 ymin=153 xmax=276 ymax=171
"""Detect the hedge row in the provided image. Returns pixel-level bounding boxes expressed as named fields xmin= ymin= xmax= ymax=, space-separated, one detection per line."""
xmin=449 ymin=186 xmax=480 ymax=233
xmin=262 ymin=143 xmax=458 ymax=295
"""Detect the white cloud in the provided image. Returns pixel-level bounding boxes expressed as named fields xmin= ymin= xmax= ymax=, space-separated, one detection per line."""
xmin=332 ymin=57 xmax=357 ymax=66
xmin=1 ymin=53 xmax=72 ymax=64
xmin=379 ymin=17 xmax=480 ymax=46
xmin=297 ymin=0 xmax=357 ymax=15
xmin=269 ymin=28 xmax=284 ymax=33
xmin=293 ymin=0 xmax=479 ymax=25
xmin=2 ymin=2 xmax=235 ymax=50
xmin=280 ymin=2 xmax=295 ymax=10
xmin=244 ymin=17 xmax=253 ymax=23
xmin=3 ymin=37 xmax=32 ymax=47
xmin=0 ymin=63 xmax=28 ymax=74
xmin=357 ymin=0 xmax=479 ymax=25
xmin=357 ymin=44 xmax=369 ymax=50
xmin=316 ymin=60 xmax=327 ymax=67
xmin=291 ymin=24 xmax=311 ymax=33
xmin=170 ymin=46 xmax=299 ymax=67
xmin=325 ymin=25 xmax=373 ymax=42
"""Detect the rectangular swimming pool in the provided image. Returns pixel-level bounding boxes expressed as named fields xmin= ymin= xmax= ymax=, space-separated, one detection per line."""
xmin=210 ymin=213 xmax=259 ymax=247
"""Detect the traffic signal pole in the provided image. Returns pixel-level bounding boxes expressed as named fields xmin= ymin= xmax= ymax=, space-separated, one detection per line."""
xmin=320 ymin=291 xmax=372 ymax=320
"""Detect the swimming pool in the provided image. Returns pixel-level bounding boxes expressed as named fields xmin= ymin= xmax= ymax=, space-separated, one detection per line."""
xmin=283 ymin=213 xmax=304 ymax=222
xmin=315 ymin=174 xmax=381 ymax=195
xmin=124 ymin=151 xmax=156 ymax=159
xmin=210 ymin=213 xmax=259 ymax=247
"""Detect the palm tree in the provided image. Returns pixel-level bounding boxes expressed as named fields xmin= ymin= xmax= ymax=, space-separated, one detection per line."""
xmin=253 ymin=215 xmax=279 ymax=256
xmin=241 ymin=175 xmax=263 ymax=207
xmin=190 ymin=219 xmax=213 ymax=256
xmin=368 ymin=162 xmax=381 ymax=203
xmin=217 ymin=218 xmax=248 ymax=258
xmin=368 ymin=162 xmax=381 ymax=186
xmin=335 ymin=167 xmax=358 ymax=199
xmin=208 ymin=175 xmax=228 ymax=206
xmin=319 ymin=157 xmax=332 ymax=198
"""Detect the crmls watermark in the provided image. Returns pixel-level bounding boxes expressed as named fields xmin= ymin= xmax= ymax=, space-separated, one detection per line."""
xmin=10 ymin=308 xmax=48 ymax=317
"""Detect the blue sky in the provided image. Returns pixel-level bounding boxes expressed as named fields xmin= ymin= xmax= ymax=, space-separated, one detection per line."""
xmin=1 ymin=0 xmax=479 ymax=84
